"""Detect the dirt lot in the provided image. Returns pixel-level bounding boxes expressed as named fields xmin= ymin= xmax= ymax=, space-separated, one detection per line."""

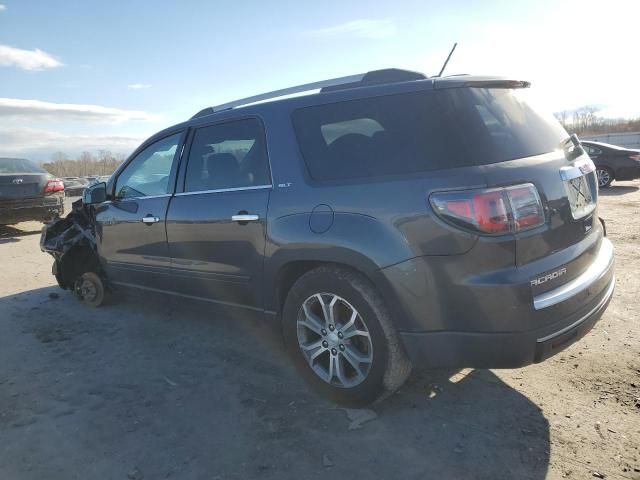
xmin=1 ymin=186 xmax=638 ymax=480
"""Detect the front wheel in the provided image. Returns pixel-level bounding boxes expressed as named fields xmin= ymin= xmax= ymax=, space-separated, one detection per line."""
xmin=282 ymin=265 xmax=411 ymax=406
xmin=596 ymin=167 xmax=614 ymax=188
xmin=74 ymin=272 xmax=108 ymax=307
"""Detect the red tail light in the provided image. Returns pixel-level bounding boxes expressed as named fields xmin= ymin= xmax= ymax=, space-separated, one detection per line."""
xmin=44 ymin=179 xmax=65 ymax=193
xmin=430 ymin=183 xmax=545 ymax=235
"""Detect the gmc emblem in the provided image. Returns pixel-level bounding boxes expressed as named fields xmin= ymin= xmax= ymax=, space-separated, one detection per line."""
xmin=531 ymin=267 xmax=567 ymax=286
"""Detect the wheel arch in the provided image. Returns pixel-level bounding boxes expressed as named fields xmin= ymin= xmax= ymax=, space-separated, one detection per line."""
xmin=267 ymin=252 xmax=380 ymax=317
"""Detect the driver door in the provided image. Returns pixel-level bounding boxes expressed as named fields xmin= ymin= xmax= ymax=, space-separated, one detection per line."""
xmin=95 ymin=131 xmax=185 ymax=290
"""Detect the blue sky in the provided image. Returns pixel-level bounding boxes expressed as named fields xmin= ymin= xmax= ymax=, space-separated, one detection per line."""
xmin=0 ymin=0 xmax=638 ymax=161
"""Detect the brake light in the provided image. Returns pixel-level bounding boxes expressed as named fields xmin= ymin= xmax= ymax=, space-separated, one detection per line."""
xmin=430 ymin=183 xmax=545 ymax=235
xmin=44 ymin=179 xmax=65 ymax=193
xmin=629 ymin=154 xmax=640 ymax=162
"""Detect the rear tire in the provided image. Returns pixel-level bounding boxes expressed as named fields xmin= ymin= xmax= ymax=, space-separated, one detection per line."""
xmin=596 ymin=167 xmax=614 ymax=188
xmin=282 ymin=265 xmax=411 ymax=406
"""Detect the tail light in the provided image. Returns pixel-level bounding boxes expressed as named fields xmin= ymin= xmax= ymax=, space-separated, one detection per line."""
xmin=430 ymin=183 xmax=545 ymax=235
xmin=44 ymin=179 xmax=65 ymax=193
xmin=629 ymin=154 xmax=640 ymax=162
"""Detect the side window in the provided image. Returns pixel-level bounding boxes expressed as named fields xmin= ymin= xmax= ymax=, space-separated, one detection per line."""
xmin=585 ymin=146 xmax=601 ymax=155
xmin=184 ymin=118 xmax=270 ymax=192
xmin=115 ymin=133 xmax=182 ymax=199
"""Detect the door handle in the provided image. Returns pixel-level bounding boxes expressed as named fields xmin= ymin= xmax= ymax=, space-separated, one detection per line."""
xmin=231 ymin=214 xmax=259 ymax=222
xmin=141 ymin=215 xmax=160 ymax=224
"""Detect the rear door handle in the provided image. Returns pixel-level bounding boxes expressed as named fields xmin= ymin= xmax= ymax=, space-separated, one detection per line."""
xmin=231 ymin=214 xmax=259 ymax=222
xmin=142 ymin=215 xmax=160 ymax=224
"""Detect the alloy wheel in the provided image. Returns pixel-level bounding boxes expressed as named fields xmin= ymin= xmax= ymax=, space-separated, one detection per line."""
xmin=596 ymin=168 xmax=611 ymax=187
xmin=296 ymin=293 xmax=373 ymax=388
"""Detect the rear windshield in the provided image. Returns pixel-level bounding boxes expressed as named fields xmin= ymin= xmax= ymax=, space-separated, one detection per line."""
xmin=292 ymin=88 xmax=568 ymax=181
xmin=0 ymin=158 xmax=46 ymax=174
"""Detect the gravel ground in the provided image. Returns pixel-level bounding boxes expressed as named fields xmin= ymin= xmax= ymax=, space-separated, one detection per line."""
xmin=0 ymin=186 xmax=638 ymax=480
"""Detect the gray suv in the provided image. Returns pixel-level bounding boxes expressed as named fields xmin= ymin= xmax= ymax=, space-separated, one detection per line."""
xmin=43 ymin=69 xmax=615 ymax=406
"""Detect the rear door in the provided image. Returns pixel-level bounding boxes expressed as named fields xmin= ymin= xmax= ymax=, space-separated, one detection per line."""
xmin=166 ymin=117 xmax=272 ymax=309
xmin=95 ymin=131 xmax=185 ymax=289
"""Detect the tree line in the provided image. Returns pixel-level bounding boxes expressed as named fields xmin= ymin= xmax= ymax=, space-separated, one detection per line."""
xmin=42 ymin=150 xmax=127 ymax=178
xmin=555 ymin=106 xmax=640 ymax=136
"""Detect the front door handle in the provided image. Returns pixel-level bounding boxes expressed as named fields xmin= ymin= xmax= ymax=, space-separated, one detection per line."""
xmin=231 ymin=214 xmax=259 ymax=222
xmin=142 ymin=215 xmax=160 ymax=224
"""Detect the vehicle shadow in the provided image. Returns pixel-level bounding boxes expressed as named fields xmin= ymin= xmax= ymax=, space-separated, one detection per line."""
xmin=0 ymin=224 xmax=42 ymax=244
xmin=0 ymin=286 xmax=550 ymax=480
xmin=599 ymin=184 xmax=639 ymax=196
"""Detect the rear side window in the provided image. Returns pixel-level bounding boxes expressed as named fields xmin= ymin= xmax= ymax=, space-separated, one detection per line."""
xmin=184 ymin=118 xmax=271 ymax=192
xmin=0 ymin=158 xmax=46 ymax=174
xmin=292 ymin=88 xmax=568 ymax=181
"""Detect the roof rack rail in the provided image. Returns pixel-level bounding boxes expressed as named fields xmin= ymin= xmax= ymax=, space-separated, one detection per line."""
xmin=191 ymin=68 xmax=427 ymax=119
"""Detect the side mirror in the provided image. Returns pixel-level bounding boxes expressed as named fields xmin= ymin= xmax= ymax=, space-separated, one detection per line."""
xmin=83 ymin=182 xmax=107 ymax=205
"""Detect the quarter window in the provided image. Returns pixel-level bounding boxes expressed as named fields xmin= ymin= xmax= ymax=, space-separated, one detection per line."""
xmin=184 ymin=118 xmax=270 ymax=192
xmin=115 ymin=133 xmax=182 ymax=199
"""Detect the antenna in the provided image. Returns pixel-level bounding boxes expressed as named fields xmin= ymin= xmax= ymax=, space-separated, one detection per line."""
xmin=437 ymin=42 xmax=458 ymax=77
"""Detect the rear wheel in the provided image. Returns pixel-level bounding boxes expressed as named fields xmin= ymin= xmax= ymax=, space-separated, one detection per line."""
xmin=282 ymin=265 xmax=411 ymax=406
xmin=596 ymin=167 xmax=614 ymax=188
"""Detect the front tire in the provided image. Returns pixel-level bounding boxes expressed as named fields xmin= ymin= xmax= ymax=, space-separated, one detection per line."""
xmin=282 ymin=265 xmax=411 ymax=406
xmin=74 ymin=272 xmax=107 ymax=307
xmin=596 ymin=167 xmax=614 ymax=188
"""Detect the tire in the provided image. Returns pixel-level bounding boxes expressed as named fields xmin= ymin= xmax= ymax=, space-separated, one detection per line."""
xmin=596 ymin=167 xmax=614 ymax=188
xmin=74 ymin=272 xmax=108 ymax=307
xmin=282 ymin=265 xmax=411 ymax=406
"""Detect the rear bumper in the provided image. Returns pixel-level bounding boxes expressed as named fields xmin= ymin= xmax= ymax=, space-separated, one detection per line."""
xmin=0 ymin=195 xmax=64 ymax=224
xmin=399 ymin=275 xmax=614 ymax=368
xmin=378 ymin=232 xmax=615 ymax=369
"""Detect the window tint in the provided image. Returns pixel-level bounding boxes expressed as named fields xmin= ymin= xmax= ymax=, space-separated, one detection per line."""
xmin=0 ymin=158 xmax=46 ymax=174
xmin=115 ymin=133 xmax=181 ymax=199
xmin=184 ymin=118 xmax=270 ymax=192
xmin=292 ymin=88 xmax=568 ymax=181
xmin=320 ymin=118 xmax=384 ymax=145
xmin=584 ymin=145 xmax=601 ymax=155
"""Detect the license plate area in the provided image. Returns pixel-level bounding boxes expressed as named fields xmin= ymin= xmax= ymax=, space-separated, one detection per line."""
xmin=560 ymin=158 xmax=598 ymax=220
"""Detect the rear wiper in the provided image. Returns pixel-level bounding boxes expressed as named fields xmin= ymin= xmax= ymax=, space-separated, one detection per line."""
xmin=561 ymin=134 xmax=584 ymax=161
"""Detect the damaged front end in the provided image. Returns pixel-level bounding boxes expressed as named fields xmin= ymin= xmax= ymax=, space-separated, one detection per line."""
xmin=40 ymin=198 xmax=106 ymax=305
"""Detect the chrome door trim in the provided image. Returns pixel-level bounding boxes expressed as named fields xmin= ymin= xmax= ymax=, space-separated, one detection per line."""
xmin=231 ymin=214 xmax=259 ymax=222
xmin=174 ymin=184 xmax=272 ymax=197
xmin=115 ymin=193 xmax=172 ymax=201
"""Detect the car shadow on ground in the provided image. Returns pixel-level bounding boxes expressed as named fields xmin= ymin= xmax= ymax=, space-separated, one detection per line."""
xmin=0 ymin=286 xmax=550 ymax=480
xmin=0 ymin=224 xmax=42 ymax=244
xmin=599 ymin=184 xmax=639 ymax=196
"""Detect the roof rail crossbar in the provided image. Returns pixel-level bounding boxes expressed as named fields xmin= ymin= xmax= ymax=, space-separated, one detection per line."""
xmin=192 ymin=73 xmax=367 ymax=119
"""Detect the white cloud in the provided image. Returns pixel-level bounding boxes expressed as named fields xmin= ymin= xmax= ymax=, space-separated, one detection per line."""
xmin=128 ymin=83 xmax=152 ymax=89
xmin=0 ymin=44 xmax=63 ymax=70
xmin=0 ymin=5 xmax=6 ymax=12
xmin=0 ymin=97 xmax=159 ymax=123
xmin=309 ymin=19 xmax=396 ymax=39
xmin=0 ymin=127 xmax=143 ymax=159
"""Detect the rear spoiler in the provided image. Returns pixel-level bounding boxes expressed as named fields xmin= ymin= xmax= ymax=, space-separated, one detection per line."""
xmin=433 ymin=76 xmax=531 ymax=89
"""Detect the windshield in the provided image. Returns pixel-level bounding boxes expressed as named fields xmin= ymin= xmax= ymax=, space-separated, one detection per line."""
xmin=0 ymin=158 xmax=47 ymax=174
